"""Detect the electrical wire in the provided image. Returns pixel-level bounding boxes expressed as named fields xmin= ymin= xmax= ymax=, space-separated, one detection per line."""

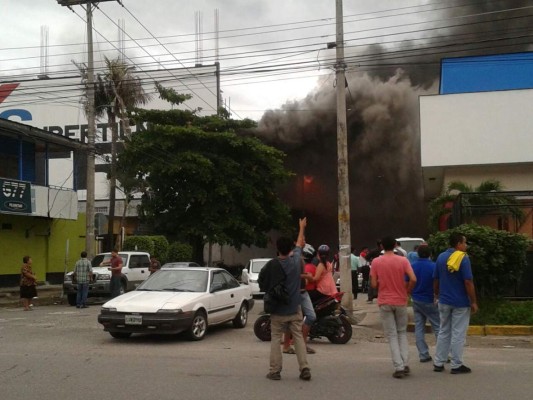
xmin=1 ymin=1 xmax=531 ymax=78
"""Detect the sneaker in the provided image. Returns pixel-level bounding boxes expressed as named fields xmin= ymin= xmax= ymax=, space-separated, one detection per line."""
xmin=266 ymin=371 xmax=281 ymax=380
xmin=306 ymin=346 xmax=316 ymax=354
xmin=392 ymin=370 xmax=404 ymax=379
xmin=433 ymin=364 xmax=444 ymax=372
xmin=451 ymin=365 xmax=471 ymax=374
xmin=403 ymin=366 xmax=410 ymax=375
xmin=299 ymin=368 xmax=311 ymax=381
xmin=420 ymin=356 xmax=432 ymax=363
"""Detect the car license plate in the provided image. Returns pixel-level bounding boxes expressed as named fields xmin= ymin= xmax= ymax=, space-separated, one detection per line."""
xmin=125 ymin=315 xmax=142 ymax=325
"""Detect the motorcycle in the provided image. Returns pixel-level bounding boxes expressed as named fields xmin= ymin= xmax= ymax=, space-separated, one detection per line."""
xmin=253 ymin=291 xmax=353 ymax=344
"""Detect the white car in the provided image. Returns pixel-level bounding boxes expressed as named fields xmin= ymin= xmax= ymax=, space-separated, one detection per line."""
xmin=97 ymin=267 xmax=254 ymax=340
xmin=243 ymin=258 xmax=272 ymax=296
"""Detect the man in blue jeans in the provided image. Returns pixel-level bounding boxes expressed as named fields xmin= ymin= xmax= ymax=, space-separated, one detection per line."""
xmin=410 ymin=245 xmax=440 ymax=362
xmin=73 ymin=251 xmax=93 ymax=308
xmin=433 ymin=232 xmax=479 ymax=374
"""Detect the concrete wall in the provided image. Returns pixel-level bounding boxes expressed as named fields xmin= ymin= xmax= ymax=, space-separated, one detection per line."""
xmin=0 ymin=213 xmax=86 ymax=286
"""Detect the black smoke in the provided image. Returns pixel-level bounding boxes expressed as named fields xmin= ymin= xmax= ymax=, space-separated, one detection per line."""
xmin=248 ymin=1 xmax=533 ymax=249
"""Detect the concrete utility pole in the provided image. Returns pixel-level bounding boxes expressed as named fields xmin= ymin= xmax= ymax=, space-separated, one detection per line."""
xmin=58 ymin=0 xmax=118 ymax=258
xmin=85 ymin=3 xmax=96 ymax=258
xmin=335 ymin=0 xmax=353 ymax=313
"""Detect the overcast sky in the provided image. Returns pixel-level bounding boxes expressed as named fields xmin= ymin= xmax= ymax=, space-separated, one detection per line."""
xmin=1 ymin=0 xmax=437 ymax=121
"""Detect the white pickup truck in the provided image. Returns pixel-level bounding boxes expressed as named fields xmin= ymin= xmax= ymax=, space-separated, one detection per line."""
xmin=63 ymin=251 xmax=151 ymax=306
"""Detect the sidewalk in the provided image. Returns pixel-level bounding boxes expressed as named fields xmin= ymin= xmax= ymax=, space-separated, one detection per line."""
xmin=0 ymin=284 xmax=64 ymax=308
xmin=352 ymin=296 xmax=533 ymax=338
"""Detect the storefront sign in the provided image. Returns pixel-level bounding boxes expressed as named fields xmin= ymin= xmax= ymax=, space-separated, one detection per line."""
xmin=0 ymin=178 xmax=32 ymax=214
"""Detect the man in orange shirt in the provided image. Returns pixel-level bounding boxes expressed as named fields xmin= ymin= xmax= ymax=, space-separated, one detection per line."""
xmin=371 ymin=236 xmax=417 ymax=379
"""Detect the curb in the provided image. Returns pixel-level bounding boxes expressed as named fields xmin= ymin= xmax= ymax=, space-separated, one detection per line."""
xmin=407 ymin=322 xmax=533 ymax=336
xmin=0 ymin=286 xmax=64 ymax=308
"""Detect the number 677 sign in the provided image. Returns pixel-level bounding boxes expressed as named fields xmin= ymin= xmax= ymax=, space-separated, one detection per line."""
xmin=0 ymin=178 xmax=32 ymax=214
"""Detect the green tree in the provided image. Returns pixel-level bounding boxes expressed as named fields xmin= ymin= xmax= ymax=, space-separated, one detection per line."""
xmin=118 ymin=86 xmax=292 ymax=264
xmin=77 ymin=57 xmax=150 ymax=250
xmin=428 ymin=180 xmax=524 ymax=233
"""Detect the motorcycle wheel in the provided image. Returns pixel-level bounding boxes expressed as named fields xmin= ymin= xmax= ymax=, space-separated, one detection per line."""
xmin=327 ymin=315 xmax=353 ymax=344
xmin=253 ymin=314 xmax=272 ymax=342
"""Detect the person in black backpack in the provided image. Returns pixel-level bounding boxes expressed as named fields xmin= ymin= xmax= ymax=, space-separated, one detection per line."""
xmin=258 ymin=217 xmax=311 ymax=381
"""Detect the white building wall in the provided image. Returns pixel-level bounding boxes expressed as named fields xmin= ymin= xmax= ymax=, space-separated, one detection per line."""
xmin=420 ymin=88 xmax=533 ymax=168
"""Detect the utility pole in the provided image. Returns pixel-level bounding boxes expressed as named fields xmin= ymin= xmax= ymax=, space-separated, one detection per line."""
xmin=335 ymin=0 xmax=353 ymax=313
xmin=85 ymin=3 xmax=96 ymax=258
xmin=57 ymin=1 xmax=118 ymax=258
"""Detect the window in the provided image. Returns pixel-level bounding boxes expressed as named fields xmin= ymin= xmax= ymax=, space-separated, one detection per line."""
xmin=221 ymin=270 xmax=240 ymax=289
xmin=129 ymin=255 xmax=150 ymax=269
xmin=210 ymin=271 xmax=229 ymax=292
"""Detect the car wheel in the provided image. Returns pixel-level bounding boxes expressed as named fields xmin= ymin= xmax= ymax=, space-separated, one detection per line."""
xmin=119 ymin=281 xmax=127 ymax=295
xmin=232 ymin=303 xmax=248 ymax=328
xmin=253 ymin=314 xmax=271 ymax=341
xmin=187 ymin=311 xmax=207 ymax=341
xmin=67 ymin=294 xmax=77 ymax=306
xmin=109 ymin=331 xmax=132 ymax=339
xmin=327 ymin=315 xmax=353 ymax=344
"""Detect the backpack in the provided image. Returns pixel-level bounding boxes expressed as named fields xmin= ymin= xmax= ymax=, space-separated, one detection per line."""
xmin=259 ymin=259 xmax=289 ymax=313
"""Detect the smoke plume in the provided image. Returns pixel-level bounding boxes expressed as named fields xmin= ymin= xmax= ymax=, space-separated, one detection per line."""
xmin=249 ymin=1 xmax=533 ymax=249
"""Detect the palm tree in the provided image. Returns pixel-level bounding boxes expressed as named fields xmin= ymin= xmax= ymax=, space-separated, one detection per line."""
xmin=428 ymin=180 xmax=525 ymax=232
xmin=77 ymin=57 xmax=150 ymax=250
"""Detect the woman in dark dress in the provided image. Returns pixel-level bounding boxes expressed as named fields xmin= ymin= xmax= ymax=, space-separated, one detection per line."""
xmin=20 ymin=255 xmax=37 ymax=311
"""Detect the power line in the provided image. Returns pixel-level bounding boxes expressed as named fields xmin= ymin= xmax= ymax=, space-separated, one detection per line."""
xmin=2 ymin=1 xmax=531 ymax=77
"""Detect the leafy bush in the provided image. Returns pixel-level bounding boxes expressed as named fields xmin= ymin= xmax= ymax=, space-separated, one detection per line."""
xmin=428 ymin=224 xmax=531 ymax=298
xmin=167 ymin=242 xmax=193 ymax=262
xmin=123 ymin=236 xmax=154 ymax=254
xmin=470 ymin=299 xmax=533 ymax=325
xmin=150 ymin=235 xmax=169 ymax=263
xmin=123 ymin=235 xmax=170 ymax=261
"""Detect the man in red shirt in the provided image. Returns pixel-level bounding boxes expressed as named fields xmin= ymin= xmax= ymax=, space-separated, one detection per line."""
xmin=102 ymin=249 xmax=123 ymax=298
xmin=371 ymin=236 xmax=417 ymax=379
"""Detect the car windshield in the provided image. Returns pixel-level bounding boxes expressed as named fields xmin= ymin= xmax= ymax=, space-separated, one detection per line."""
xmin=137 ymin=270 xmax=208 ymax=292
xmin=251 ymin=259 xmax=270 ymax=273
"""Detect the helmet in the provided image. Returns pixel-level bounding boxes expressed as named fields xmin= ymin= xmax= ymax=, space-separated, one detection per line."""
xmin=302 ymin=244 xmax=315 ymax=260
xmin=317 ymin=244 xmax=330 ymax=255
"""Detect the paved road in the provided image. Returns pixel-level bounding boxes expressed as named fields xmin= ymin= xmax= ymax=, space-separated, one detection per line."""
xmin=0 ymin=299 xmax=531 ymax=400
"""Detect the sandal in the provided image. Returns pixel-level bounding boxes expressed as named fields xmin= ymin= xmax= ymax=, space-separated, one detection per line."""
xmin=282 ymin=347 xmax=296 ymax=354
